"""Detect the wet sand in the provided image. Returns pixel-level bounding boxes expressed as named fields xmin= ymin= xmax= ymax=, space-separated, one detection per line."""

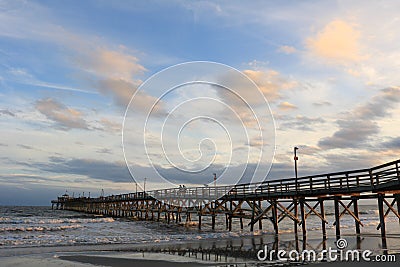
xmin=1 ymin=233 xmax=399 ymax=267
xmin=59 ymin=255 xmax=212 ymax=267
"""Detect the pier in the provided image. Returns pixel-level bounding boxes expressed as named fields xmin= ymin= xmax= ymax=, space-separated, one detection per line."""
xmin=52 ymin=159 xmax=400 ymax=249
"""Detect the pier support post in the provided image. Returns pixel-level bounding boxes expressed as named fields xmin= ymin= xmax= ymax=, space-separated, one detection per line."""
xmin=378 ymin=194 xmax=387 ymax=249
xmin=272 ymin=200 xmax=278 ymax=235
xmin=228 ymin=201 xmax=232 ymax=231
xmin=294 ymin=199 xmax=298 ymax=235
xmin=258 ymin=200 xmax=263 ymax=230
xmin=319 ymin=198 xmax=326 ymax=240
xmin=352 ymin=197 xmax=361 ymax=239
xmin=334 ymin=196 xmax=341 ymax=240
xmin=300 ymin=198 xmax=306 ymax=241
xmin=250 ymin=200 xmax=255 ymax=232
xmin=198 ymin=213 xmax=202 ymax=230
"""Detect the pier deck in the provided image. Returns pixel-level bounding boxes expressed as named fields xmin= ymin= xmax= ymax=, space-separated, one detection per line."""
xmin=52 ymin=159 xmax=400 ymax=249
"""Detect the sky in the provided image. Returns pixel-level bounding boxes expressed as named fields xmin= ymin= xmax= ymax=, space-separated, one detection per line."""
xmin=1 ymin=0 xmax=400 ymax=205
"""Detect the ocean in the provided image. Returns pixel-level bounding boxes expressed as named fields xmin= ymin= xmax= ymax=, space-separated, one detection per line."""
xmin=1 ymin=205 xmax=399 ymax=251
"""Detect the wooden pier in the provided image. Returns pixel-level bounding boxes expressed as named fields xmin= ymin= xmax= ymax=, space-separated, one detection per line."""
xmin=52 ymin=159 xmax=400 ymax=249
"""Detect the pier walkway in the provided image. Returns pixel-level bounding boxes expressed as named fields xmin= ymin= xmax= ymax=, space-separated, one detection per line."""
xmin=52 ymin=159 xmax=400 ymax=249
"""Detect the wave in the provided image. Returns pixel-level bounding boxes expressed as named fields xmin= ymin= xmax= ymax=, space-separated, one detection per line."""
xmin=0 ymin=217 xmax=115 ymax=225
xmin=0 ymin=224 xmax=83 ymax=232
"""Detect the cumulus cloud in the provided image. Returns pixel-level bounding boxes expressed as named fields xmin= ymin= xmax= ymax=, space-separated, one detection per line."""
xmin=75 ymin=48 xmax=146 ymax=80
xmin=306 ymin=20 xmax=367 ymax=64
xmin=243 ymin=69 xmax=298 ymax=102
xmin=96 ymin=78 xmax=165 ymax=114
xmin=73 ymin=45 xmax=154 ymax=110
xmin=319 ymin=87 xmax=400 ymax=149
xmin=35 ymin=98 xmax=89 ymax=130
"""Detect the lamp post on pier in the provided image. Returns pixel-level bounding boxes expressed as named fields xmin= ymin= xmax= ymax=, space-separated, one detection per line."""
xmin=294 ymin=147 xmax=299 ymax=192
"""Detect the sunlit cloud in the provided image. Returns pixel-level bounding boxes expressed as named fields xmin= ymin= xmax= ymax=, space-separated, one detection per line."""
xmin=35 ymin=98 xmax=89 ymax=130
xmin=306 ymin=19 xmax=367 ymax=64
xmin=243 ymin=69 xmax=298 ymax=102
xmin=277 ymin=101 xmax=297 ymax=111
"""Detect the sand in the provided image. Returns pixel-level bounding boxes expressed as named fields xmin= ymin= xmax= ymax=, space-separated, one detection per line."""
xmin=0 ymin=233 xmax=399 ymax=267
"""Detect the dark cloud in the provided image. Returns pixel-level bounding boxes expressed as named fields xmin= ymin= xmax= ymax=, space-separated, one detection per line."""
xmin=277 ymin=115 xmax=325 ymax=131
xmin=318 ymin=87 xmax=400 ymax=149
xmin=35 ymin=98 xmax=89 ymax=130
xmin=319 ymin=119 xmax=379 ymax=149
xmin=34 ymin=157 xmax=133 ymax=183
xmin=0 ymin=109 xmax=15 ymax=117
xmin=0 ymin=184 xmax=65 ymax=206
xmin=381 ymin=137 xmax=400 ymax=149
xmin=321 ymin=154 xmax=378 ymax=173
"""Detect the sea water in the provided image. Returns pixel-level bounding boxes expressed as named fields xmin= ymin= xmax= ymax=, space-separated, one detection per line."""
xmin=0 ymin=205 xmax=399 ymax=251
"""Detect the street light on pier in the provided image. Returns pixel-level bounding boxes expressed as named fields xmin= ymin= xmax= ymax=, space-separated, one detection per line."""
xmin=144 ymin=178 xmax=147 ymax=192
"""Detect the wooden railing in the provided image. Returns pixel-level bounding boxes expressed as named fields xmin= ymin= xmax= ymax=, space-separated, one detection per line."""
xmin=54 ymin=159 xmax=400 ymax=204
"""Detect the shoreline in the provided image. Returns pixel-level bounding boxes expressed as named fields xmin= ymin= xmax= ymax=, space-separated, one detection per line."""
xmin=1 ymin=232 xmax=399 ymax=267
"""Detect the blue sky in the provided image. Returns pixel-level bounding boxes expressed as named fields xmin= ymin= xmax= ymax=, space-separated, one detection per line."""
xmin=1 ymin=0 xmax=400 ymax=205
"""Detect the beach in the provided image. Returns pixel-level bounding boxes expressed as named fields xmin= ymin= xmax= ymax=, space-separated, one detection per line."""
xmin=1 ymin=232 xmax=399 ymax=267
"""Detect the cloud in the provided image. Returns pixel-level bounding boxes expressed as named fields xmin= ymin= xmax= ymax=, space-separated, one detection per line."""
xmin=35 ymin=98 xmax=89 ymax=130
xmin=35 ymin=157 xmax=133 ymax=183
xmin=381 ymin=137 xmax=400 ymax=150
xmin=0 ymin=1 xmax=147 ymax=109
xmin=99 ymin=118 xmax=121 ymax=133
xmin=319 ymin=120 xmax=379 ymax=149
xmin=318 ymin=87 xmax=400 ymax=149
xmin=277 ymin=101 xmax=297 ymax=111
xmin=306 ymin=19 xmax=367 ymax=64
xmin=243 ymin=69 xmax=298 ymax=102
xmin=313 ymin=101 xmax=332 ymax=107
xmin=75 ymin=47 xmax=146 ymax=81
xmin=97 ymin=78 xmax=137 ymax=107
xmin=96 ymin=78 xmax=165 ymax=114
xmin=277 ymin=115 xmax=325 ymax=131
xmin=96 ymin=148 xmax=113 ymax=154
xmin=0 ymin=109 xmax=15 ymax=117
xmin=278 ymin=45 xmax=297 ymax=54
xmin=17 ymin=144 xmax=34 ymax=150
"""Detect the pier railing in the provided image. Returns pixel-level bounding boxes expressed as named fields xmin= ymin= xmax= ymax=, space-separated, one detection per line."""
xmin=54 ymin=159 xmax=400 ymax=204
